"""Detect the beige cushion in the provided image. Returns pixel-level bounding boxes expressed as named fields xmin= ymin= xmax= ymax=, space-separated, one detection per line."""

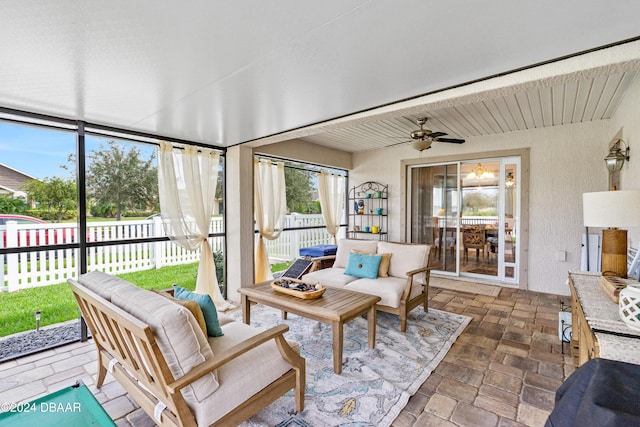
xmin=110 ymin=284 xmax=219 ymax=416
xmin=217 ymin=313 xmax=236 ymax=327
xmin=199 ymin=321 xmax=300 ymax=425
xmin=302 ymin=267 xmax=358 ymax=289
xmin=377 ymin=242 xmax=430 ymax=283
xmin=351 ymin=249 xmax=392 ymax=277
xmin=346 ymin=276 xmax=423 ymax=308
xmin=334 ymin=239 xmax=379 ymax=268
xmin=78 ymin=270 xmax=137 ymax=301
xmin=152 ymin=289 xmax=208 ymax=337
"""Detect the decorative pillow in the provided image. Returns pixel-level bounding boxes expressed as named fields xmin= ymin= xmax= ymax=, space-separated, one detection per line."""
xmin=351 ymin=249 xmax=392 ymax=277
xmin=151 ymin=289 xmax=207 ymax=337
xmin=173 ymin=286 xmax=224 ymax=337
xmin=334 ymin=239 xmax=379 ymax=268
xmin=344 ymin=252 xmax=382 ymax=279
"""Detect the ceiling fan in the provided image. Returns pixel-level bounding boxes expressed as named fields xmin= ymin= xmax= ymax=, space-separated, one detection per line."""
xmin=387 ymin=117 xmax=465 ymax=151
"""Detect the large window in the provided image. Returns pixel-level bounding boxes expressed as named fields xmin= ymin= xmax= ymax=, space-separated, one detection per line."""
xmin=255 ymin=156 xmax=348 ymax=270
xmin=0 ymin=111 xmax=225 ymax=346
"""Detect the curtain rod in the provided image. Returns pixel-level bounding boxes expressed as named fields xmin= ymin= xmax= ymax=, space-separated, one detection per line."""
xmin=256 ymin=155 xmax=348 ymax=176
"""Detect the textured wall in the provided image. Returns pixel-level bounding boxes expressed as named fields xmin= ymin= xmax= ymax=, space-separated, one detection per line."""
xmin=611 ymin=74 xmax=640 ymax=248
xmin=351 ymin=120 xmax=611 ymax=295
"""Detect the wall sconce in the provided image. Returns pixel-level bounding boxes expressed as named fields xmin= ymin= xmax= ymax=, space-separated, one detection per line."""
xmin=604 ymin=139 xmax=630 ymax=173
xmin=505 ymin=172 xmax=515 ymax=187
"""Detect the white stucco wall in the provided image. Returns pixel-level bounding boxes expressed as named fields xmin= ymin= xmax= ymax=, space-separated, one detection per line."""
xmin=350 ymin=120 xmax=612 ymax=296
xmin=611 ymin=74 xmax=640 ymax=248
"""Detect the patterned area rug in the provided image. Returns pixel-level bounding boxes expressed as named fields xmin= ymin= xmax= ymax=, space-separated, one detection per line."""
xmin=232 ymin=304 xmax=470 ymax=427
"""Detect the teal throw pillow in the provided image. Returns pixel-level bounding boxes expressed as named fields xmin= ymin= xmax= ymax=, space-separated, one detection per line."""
xmin=344 ymin=252 xmax=382 ymax=279
xmin=173 ymin=286 xmax=224 ymax=337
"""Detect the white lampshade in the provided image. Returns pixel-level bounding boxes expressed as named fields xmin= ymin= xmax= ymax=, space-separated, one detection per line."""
xmin=583 ymin=190 xmax=640 ymax=228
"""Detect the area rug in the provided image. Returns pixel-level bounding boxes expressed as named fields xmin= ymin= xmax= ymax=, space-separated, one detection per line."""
xmin=430 ymin=276 xmax=501 ymax=297
xmin=231 ymin=305 xmax=470 ymax=427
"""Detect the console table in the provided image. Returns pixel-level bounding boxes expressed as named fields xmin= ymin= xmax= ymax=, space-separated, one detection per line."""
xmin=568 ymin=271 xmax=640 ymax=366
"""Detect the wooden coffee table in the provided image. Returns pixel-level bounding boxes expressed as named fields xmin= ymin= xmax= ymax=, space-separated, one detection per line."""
xmin=238 ymin=281 xmax=381 ymax=374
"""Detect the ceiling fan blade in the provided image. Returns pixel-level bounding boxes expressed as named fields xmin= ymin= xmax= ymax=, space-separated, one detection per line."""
xmin=385 ymin=139 xmax=412 ymax=147
xmin=435 ymin=137 xmax=465 ymax=144
xmin=427 ymin=131 xmax=447 ymax=138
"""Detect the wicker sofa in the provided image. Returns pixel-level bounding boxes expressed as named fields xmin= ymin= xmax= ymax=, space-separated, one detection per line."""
xmin=301 ymin=239 xmax=433 ymax=332
xmin=69 ymin=271 xmax=305 ymax=427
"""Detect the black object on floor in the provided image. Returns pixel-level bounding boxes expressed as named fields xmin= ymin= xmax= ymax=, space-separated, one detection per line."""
xmin=546 ymin=358 xmax=640 ymax=427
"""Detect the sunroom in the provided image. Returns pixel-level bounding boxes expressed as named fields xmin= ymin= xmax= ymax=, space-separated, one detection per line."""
xmin=1 ymin=2 xmax=640 ymax=426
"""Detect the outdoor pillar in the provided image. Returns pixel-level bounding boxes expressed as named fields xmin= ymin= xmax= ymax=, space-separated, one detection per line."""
xmin=225 ymin=145 xmax=254 ymax=304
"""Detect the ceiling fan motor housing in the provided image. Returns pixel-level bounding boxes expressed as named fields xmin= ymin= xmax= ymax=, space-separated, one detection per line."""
xmin=410 ymin=129 xmax=432 ymax=139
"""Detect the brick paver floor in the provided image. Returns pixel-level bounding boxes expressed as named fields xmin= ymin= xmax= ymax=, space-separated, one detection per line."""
xmin=0 ymin=284 xmax=573 ymax=426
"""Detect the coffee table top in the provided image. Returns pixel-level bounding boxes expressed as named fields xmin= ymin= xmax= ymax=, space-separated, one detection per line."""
xmin=239 ymin=280 xmax=380 ymax=322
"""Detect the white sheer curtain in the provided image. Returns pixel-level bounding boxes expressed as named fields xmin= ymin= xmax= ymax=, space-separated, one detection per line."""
xmin=254 ymin=158 xmax=287 ymax=282
xmin=157 ymin=142 xmax=233 ymax=311
xmin=317 ymin=171 xmax=345 ymax=244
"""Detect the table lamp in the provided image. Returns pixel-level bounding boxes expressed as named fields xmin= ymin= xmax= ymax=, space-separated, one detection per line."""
xmin=583 ymin=190 xmax=640 ymax=277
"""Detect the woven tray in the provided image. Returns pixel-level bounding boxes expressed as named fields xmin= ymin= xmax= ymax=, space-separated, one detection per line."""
xmin=271 ymin=278 xmax=325 ymax=299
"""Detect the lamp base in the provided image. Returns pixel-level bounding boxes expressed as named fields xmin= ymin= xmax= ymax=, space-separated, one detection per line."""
xmin=601 ymin=228 xmax=627 ymax=278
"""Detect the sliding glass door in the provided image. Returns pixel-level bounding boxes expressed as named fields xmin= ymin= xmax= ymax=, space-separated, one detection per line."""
xmin=408 ymin=157 xmax=520 ymax=284
xmin=410 ymin=164 xmax=459 ymax=273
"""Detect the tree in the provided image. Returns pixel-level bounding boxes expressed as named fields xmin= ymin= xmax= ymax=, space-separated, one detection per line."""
xmin=462 ymin=190 xmax=496 ymax=215
xmin=86 ymin=141 xmax=157 ymax=220
xmin=284 ymin=167 xmax=317 ymax=213
xmin=23 ymin=177 xmax=77 ymax=222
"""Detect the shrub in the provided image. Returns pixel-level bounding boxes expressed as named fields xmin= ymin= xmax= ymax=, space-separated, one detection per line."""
xmin=123 ymin=210 xmax=155 ymax=218
xmin=213 ymin=250 xmax=224 ymax=284
xmin=90 ymin=203 xmax=116 ymax=218
xmin=26 ymin=209 xmax=75 ymax=221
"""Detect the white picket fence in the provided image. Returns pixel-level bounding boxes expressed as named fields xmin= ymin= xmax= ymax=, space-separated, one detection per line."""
xmin=1 ymin=214 xmax=334 ymax=292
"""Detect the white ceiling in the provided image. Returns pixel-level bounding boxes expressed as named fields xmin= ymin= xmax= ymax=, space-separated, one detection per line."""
xmin=1 ymin=1 xmax=640 ymax=151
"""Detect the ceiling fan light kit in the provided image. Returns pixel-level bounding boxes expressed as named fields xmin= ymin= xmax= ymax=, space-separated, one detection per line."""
xmin=412 ymin=140 xmax=433 ymax=151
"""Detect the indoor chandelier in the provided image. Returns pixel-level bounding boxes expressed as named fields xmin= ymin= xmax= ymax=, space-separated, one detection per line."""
xmin=466 ymin=163 xmax=494 ymax=180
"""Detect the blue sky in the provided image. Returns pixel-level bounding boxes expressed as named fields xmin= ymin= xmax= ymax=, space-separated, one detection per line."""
xmin=0 ymin=122 xmax=156 ymax=180
xmin=0 ymin=122 xmax=75 ymax=179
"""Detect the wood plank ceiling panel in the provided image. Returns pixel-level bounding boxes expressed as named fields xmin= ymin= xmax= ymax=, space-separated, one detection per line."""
xmin=603 ymin=72 xmax=637 ymax=118
xmin=501 ymin=95 xmax=527 ymax=131
xmin=299 ymin=71 xmax=638 ymax=152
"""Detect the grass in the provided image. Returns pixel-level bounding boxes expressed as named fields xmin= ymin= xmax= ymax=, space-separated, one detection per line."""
xmin=0 ymin=260 xmax=288 ymax=337
xmin=0 ymin=263 xmax=199 ymax=337
xmin=271 ymin=260 xmax=293 ymax=272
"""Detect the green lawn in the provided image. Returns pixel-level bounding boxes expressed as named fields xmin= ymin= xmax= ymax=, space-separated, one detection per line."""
xmin=0 ymin=263 xmax=199 ymax=337
xmin=0 ymin=261 xmax=291 ymax=337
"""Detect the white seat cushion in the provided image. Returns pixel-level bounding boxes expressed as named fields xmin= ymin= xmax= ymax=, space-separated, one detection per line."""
xmin=110 ymin=284 xmax=219 ymax=423
xmin=377 ymin=242 xmax=430 ymax=283
xmin=345 ymin=277 xmax=423 ymax=308
xmin=333 ymin=239 xmax=379 ymax=268
xmin=302 ymin=267 xmax=358 ymax=289
xmin=78 ymin=270 xmax=138 ymax=301
xmin=200 ymin=321 xmax=300 ymax=425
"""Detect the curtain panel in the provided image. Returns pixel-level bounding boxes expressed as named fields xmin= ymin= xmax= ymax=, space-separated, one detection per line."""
xmin=317 ymin=171 xmax=345 ymax=244
xmin=158 ymin=142 xmax=233 ymax=310
xmin=254 ymin=158 xmax=286 ymax=282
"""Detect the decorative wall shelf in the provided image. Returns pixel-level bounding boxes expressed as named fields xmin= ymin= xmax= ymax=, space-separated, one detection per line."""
xmin=348 ymin=181 xmax=388 ymax=241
